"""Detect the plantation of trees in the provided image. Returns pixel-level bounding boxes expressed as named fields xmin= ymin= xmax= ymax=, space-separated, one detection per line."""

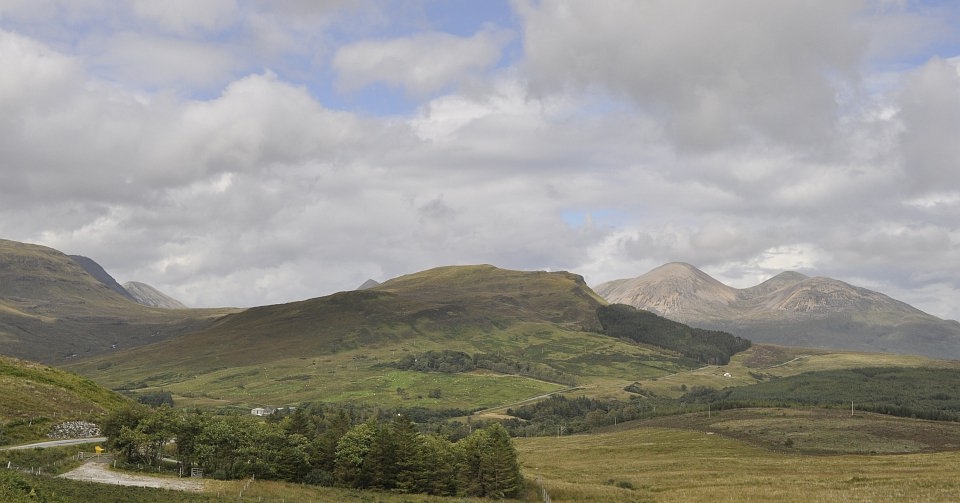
xmin=102 ymin=404 xmax=522 ymax=499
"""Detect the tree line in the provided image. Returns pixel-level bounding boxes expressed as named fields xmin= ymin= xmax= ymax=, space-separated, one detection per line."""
xmin=597 ymin=304 xmax=751 ymax=365
xmin=102 ymin=404 xmax=523 ymax=499
xmin=679 ymin=366 xmax=960 ymax=422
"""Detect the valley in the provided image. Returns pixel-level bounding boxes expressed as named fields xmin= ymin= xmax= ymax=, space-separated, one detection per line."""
xmin=2 ymin=238 xmax=960 ymax=501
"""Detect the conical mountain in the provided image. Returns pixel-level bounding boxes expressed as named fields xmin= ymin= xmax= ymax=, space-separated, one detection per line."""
xmin=356 ymin=278 xmax=380 ymax=290
xmin=595 ymin=263 xmax=960 ymax=359
xmin=594 ymin=262 xmax=739 ymax=323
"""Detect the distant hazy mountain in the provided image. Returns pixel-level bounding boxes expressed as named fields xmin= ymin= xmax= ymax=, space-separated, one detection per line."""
xmin=68 ymin=255 xmax=136 ymax=301
xmin=123 ymin=281 xmax=188 ymax=309
xmin=595 ymin=263 xmax=960 ymax=359
xmin=0 ymin=239 xmax=232 ymax=363
xmin=356 ymin=279 xmax=380 ymax=290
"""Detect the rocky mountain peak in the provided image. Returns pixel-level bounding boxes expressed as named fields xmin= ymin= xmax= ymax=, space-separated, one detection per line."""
xmin=123 ymin=281 xmax=188 ymax=309
xmin=594 ymin=262 xmax=738 ymax=320
xmin=593 ymin=263 xmax=960 ymax=359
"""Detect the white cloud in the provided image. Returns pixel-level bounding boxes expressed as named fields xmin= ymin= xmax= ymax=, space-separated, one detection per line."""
xmin=130 ymin=0 xmax=237 ymax=34
xmin=90 ymin=31 xmax=237 ymax=91
xmin=333 ymin=29 xmax=510 ymax=97
xmin=1 ymin=1 xmax=959 ymax=322
xmin=0 ymin=29 xmax=82 ymax=110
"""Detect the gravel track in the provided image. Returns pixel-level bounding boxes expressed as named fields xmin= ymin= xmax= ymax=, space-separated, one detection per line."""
xmin=59 ymin=461 xmax=205 ymax=492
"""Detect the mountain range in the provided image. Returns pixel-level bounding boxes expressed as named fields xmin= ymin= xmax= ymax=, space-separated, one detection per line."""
xmin=595 ymin=262 xmax=960 ymax=359
xmin=3 ymin=237 xmax=959 ymax=374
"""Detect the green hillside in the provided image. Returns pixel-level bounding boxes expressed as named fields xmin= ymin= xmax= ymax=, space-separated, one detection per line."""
xmin=0 ymin=239 xmax=235 ymax=363
xmin=66 ymin=265 xmax=714 ymax=410
xmin=0 ymin=355 xmax=130 ymax=444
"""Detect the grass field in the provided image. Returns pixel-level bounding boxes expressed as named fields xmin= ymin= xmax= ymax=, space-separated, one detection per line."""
xmin=516 ymin=414 xmax=960 ymax=502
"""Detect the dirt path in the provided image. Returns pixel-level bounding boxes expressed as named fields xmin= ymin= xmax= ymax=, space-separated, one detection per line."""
xmin=59 ymin=461 xmax=204 ymax=492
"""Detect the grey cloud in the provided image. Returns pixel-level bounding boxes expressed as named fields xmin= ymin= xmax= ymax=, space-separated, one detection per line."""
xmin=332 ymin=28 xmax=511 ymax=97
xmin=516 ymin=0 xmax=866 ymax=151
xmin=897 ymin=57 xmax=960 ymax=194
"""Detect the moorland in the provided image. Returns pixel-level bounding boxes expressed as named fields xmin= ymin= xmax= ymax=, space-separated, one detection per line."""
xmin=2 ymin=238 xmax=960 ymax=501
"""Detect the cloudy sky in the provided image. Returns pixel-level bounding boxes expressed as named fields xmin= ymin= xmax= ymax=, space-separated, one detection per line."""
xmin=2 ymin=1 xmax=959 ymax=320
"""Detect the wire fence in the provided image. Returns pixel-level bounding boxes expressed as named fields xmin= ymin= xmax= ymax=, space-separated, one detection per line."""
xmin=537 ymin=477 xmax=552 ymax=503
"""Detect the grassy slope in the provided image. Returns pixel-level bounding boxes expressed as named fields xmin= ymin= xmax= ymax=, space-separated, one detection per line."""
xmin=0 ymin=239 xmax=235 ymax=363
xmin=0 ymin=355 xmax=128 ymax=421
xmin=518 ymin=411 xmax=960 ymax=502
xmin=67 ymin=265 xmax=704 ymax=410
xmin=0 ymin=355 xmax=131 ymax=445
xmin=67 ymin=266 xmax=960 ymax=412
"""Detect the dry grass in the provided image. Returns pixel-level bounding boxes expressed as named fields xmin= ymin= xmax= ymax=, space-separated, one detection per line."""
xmin=206 ymin=478 xmax=493 ymax=502
xmin=517 ymin=419 xmax=960 ymax=502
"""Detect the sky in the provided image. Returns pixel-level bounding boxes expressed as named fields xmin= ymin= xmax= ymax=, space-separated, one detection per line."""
xmin=1 ymin=1 xmax=959 ymax=320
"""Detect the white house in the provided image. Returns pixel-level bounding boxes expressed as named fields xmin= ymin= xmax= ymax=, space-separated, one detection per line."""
xmin=250 ymin=407 xmax=276 ymax=416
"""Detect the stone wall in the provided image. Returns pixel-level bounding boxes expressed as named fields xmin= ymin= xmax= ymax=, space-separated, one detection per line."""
xmin=48 ymin=421 xmax=101 ymax=439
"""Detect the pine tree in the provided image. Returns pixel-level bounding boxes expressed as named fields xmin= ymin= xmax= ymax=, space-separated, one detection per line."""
xmin=455 ymin=423 xmax=523 ymax=498
xmin=483 ymin=423 xmax=523 ymax=498
xmin=364 ymin=420 xmax=398 ymax=490
xmin=392 ymin=415 xmax=428 ymax=494
xmin=456 ymin=427 xmax=490 ymax=497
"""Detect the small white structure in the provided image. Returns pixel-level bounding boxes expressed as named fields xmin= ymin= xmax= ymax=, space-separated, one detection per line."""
xmin=250 ymin=407 xmax=276 ymax=416
xmin=723 ymin=372 xmax=732 ymax=378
